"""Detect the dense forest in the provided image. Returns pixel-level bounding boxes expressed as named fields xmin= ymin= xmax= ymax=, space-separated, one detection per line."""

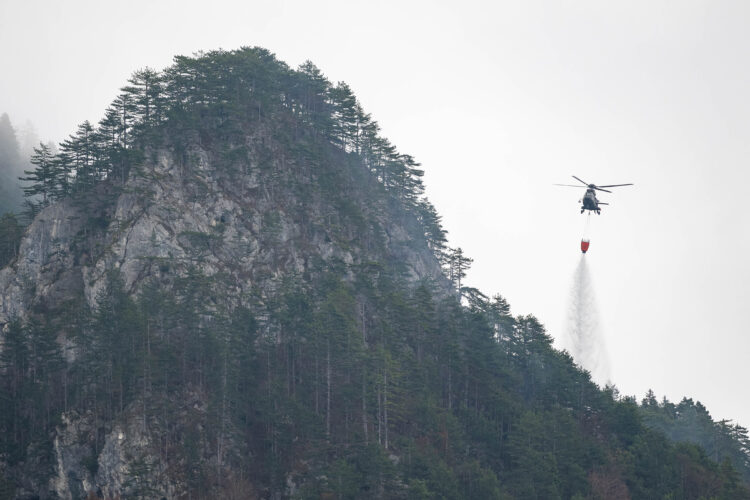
xmin=1 ymin=47 xmax=749 ymax=499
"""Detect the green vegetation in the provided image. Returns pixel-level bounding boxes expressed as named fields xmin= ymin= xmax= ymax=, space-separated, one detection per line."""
xmin=2 ymin=47 xmax=749 ymax=498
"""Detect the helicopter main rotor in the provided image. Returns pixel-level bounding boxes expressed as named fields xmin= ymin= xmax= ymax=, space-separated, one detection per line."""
xmin=554 ymin=175 xmax=633 ymax=194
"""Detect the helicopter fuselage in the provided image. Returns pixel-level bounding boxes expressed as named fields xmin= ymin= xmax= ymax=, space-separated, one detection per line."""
xmin=581 ymin=189 xmax=600 ymax=214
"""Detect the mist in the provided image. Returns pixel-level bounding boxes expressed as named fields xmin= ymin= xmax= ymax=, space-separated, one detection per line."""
xmin=0 ymin=113 xmax=29 ymax=215
xmin=0 ymin=112 xmax=58 ymax=216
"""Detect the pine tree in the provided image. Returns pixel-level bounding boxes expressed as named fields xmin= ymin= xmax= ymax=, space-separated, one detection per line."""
xmin=121 ymin=67 xmax=164 ymax=128
xmin=19 ymin=142 xmax=56 ymax=217
xmin=447 ymin=247 xmax=473 ymax=294
xmin=297 ymin=61 xmax=334 ymax=134
xmin=329 ymin=81 xmax=358 ymax=150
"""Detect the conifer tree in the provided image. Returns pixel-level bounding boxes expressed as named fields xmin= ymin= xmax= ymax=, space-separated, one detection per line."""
xmin=19 ymin=142 xmax=56 ymax=217
xmin=121 ymin=67 xmax=164 ymax=128
xmin=329 ymin=82 xmax=358 ymax=150
xmin=447 ymin=247 xmax=473 ymax=294
xmin=297 ymin=61 xmax=334 ymax=133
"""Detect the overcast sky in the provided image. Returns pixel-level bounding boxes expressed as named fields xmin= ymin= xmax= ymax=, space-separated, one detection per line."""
xmin=2 ymin=0 xmax=749 ymax=426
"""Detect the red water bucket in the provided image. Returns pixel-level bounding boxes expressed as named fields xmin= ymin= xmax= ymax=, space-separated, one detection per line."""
xmin=580 ymin=239 xmax=590 ymax=253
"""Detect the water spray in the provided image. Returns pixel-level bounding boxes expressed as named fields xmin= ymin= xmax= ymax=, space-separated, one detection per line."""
xmin=565 ymin=227 xmax=612 ymax=385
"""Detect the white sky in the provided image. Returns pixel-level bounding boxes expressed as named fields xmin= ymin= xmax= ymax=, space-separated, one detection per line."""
xmin=2 ymin=0 xmax=749 ymax=426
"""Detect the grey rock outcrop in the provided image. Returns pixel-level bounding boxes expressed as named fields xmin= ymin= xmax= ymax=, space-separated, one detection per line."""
xmin=1 ymin=136 xmax=442 ymax=333
xmin=0 ymin=200 xmax=85 ymax=327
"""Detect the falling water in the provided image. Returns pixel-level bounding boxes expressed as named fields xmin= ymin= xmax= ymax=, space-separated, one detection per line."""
xmin=566 ymin=255 xmax=611 ymax=385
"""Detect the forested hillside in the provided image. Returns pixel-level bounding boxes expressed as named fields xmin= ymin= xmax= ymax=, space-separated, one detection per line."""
xmin=0 ymin=47 xmax=748 ymax=499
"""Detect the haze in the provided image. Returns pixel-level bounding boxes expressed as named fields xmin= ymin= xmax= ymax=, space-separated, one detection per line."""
xmin=2 ymin=1 xmax=749 ymax=426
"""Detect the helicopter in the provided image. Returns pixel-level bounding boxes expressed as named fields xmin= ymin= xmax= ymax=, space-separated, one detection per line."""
xmin=555 ymin=176 xmax=633 ymax=214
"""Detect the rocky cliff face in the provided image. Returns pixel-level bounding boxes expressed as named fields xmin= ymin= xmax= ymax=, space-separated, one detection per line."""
xmin=49 ymin=394 xmax=208 ymax=499
xmin=1 ymin=129 xmax=442 ymax=330
xmin=0 ymin=121 xmax=445 ymax=498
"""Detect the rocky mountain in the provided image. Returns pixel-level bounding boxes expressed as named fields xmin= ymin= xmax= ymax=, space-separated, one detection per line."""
xmin=0 ymin=48 xmax=748 ymax=499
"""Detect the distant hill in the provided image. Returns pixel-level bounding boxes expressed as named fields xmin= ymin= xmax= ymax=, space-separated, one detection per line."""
xmin=0 ymin=47 xmax=748 ymax=499
xmin=0 ymin=113 xmax=24 ymax=216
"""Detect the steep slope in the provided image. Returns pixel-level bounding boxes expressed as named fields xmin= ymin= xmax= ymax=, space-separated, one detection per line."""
xmin=0 ymin=48 xmax=748 ymax=500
